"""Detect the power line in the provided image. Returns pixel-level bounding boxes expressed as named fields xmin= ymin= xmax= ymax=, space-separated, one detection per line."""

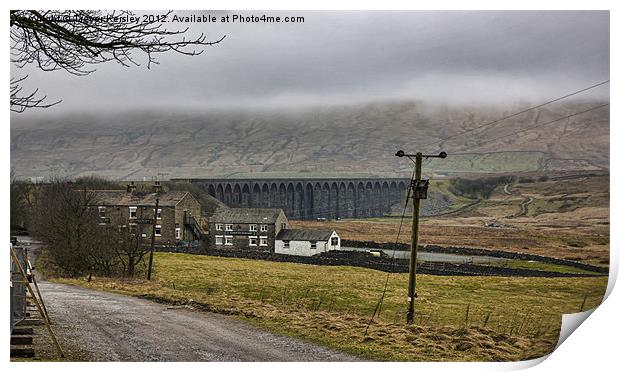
xmin=259 ymin=104 xmax=609 ymax=220
xmin=418 ymin=79 xmax=610 ymax=152
xmin=208 ymin=96 xmax=608 ymax=217
xmin=364 ymin=167 xmax=414 ymax=336
xmin=450 ymin=102 xmax=609 ymax=153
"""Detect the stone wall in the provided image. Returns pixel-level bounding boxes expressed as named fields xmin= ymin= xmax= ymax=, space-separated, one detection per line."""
xmin=154 ymin=246 xmax=606 ymax=278
xmin=341 ymin=239 xmax=609 ymax=274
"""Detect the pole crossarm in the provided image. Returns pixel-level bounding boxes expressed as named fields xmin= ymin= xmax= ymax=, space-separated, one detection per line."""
xmin=395 ymin=150 xmax=447 ymax=160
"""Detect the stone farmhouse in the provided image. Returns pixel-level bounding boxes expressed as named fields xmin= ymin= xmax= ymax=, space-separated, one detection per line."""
xmin=93 ymin=182 xmax=205 ymax=246
xmin=208 ymin=208 xmax=289 ymax=252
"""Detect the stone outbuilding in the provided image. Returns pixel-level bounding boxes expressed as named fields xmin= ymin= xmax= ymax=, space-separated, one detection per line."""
xmin=275 ymin=229 xmax=340 ymax=256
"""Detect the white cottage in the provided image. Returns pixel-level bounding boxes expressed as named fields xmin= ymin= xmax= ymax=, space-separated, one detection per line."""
xmin=275 ymin=229 xmax=340 ymax=256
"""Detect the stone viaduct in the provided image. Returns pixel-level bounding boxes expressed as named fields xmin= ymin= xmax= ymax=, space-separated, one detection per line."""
xmin=178 ymin=177 xmax=409 ymax=220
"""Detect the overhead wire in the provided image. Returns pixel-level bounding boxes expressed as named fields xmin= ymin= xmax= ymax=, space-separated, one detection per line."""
xmin=447 ymin=102 xmax=609 ymax=154
xmin=364 ymin=166 xmax=414 ymax=336
xmin=417 ymin=79 xmax=610 ymax=153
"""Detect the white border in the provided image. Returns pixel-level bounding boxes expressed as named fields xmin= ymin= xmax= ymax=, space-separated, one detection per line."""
xmin=4 ymin=1 xmax=616 ymax=371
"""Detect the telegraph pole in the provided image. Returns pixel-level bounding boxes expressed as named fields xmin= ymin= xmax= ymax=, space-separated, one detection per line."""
xmin=395 ymin=150 xmax=447 ymax=324
xmin=147 ymin=198 xmax=160 ymax=281
xmin=408 ymin=152 xmax=422 ymax=324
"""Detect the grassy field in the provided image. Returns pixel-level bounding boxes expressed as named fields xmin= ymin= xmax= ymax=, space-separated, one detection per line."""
xmin=310 ymin=172 xmax=609 ymax=266
xmin=495 ymin=260 xmax=601 ymax=275
xmin=55 ymin=253 xmax=608 ymax=361
xmin=293 ymin=219 xmax=609 ymax=264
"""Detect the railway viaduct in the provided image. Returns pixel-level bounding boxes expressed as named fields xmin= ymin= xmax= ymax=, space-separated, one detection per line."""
xmin=177 ymin=177 xmax=409 ymax=220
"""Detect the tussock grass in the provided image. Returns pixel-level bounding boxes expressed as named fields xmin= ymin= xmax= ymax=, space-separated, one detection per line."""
xmin=54 ymin=253 xmax=607 ymax=361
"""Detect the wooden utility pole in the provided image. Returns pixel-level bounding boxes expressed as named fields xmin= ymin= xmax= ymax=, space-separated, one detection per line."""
xmin=407 ymin=152 xmax=423 ymax=324
xmin=396 ymin=150 xmax=447 ymax=324
xmin=147 ymin=198 xmax=160 ymax=280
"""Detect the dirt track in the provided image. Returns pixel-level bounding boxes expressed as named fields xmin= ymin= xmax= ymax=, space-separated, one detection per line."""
xmin=39 ymin=281 xmax=361 ymax=362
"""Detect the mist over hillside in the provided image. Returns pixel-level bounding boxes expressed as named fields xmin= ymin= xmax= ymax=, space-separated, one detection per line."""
xmin=10 ymin=100 xmax=609 ymax=180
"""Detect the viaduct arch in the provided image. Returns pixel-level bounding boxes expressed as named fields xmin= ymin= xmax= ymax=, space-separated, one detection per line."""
xmin=182 ymin=177 xmax=409 ymax=220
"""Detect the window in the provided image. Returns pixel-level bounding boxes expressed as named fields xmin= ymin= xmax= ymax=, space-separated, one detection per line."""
xmin=129 ymin=206 xmax=137 ymax=219
xmin=259 ymin=236 xmax=268 ymax=247
xmin=155 ymin=225 xmax=162 ymax=237
xmin=215 ymin=235 xmax=223 ymax=245
xmin=310 ymin=241 xmax=317 ymax=249
xmin=225 ymin=224 xmax=233 ymax=231
xmin=249 ymin=224 xmax=257 ymax=232
xmin=224 ymin=236 xmax=233 ymax=245
xmin=98 ymin=206 xmax=108 ymax=225
xmin=154 ymin=208 xmax=162 ymax=219
xmin=175 ymin=227 xmax=181 ymax=240
xmin=141 ymin=233 xmax=147 ymax=238
xmin=129 ymin=223 xmax=137 ymax=233
xmin=249 ymin=236 xmax=258 ymax=246
xmin=260 ymin=225 xmax=268 ymax=232
xmin=216 ymin=224 xmax=223 ymax=231
xmin=331 ymin=237 xmax=339 ymax=246
xmin=283 ymin=240 xmax=290 ymax=248
xmin=280 ymin=223 xmax=287 ymax=230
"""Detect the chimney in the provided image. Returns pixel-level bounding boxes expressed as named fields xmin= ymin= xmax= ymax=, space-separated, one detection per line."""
xmin=153 ymin=181 xmax=162 ymax=194
xmin=126 ymin=181 xmax=136 ymax=193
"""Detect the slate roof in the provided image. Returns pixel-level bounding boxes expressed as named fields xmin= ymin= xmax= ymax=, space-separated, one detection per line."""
xmin=209 ymin=208 xmax=285 ymax=224
xmin=92 ymin=190 xmax=192 ymax=207
xmin=276 ymin=229 xmax=336 ymax=241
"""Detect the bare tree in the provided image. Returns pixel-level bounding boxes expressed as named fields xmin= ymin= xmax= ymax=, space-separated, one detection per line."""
xmin=86 ymin=225 xmax=123 ymax=278
xmin=113 ymin=225 xmax=151 ymax=277
xmin=10 ymin=10 xmax=225 ymax=113
xmin=10 ymin=75 xmax=60 ymax=113
xmin=30 ymin=178 xmax=156 ymax=277
xmin=10 ymin=170 xmax=39 ymax=232
xmin=31 ymin=179 xmax=107 ymax=276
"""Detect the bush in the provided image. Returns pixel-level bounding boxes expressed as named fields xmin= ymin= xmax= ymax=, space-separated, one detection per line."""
xmin=448 ymin=176 xmax=515 ymax=199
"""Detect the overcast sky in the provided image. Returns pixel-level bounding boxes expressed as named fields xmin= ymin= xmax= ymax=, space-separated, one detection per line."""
xmin=11 ymin=10 xmax=610 ymax=117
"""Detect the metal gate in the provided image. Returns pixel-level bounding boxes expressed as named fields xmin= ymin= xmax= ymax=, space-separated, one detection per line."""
xmin=10 ymin=243 xmax=28 ymax=334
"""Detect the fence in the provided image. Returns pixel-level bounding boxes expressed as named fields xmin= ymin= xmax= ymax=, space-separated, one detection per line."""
xmin=10 ymin=243 xmax=28 ymax=335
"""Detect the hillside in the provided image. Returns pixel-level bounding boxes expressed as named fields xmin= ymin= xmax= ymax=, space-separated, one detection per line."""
xmin=10 ymin=100 xmax=609 ymax=180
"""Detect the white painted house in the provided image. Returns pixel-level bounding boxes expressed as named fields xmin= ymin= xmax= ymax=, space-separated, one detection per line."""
xmin=275 ymin=229 xmax=340 ymax=256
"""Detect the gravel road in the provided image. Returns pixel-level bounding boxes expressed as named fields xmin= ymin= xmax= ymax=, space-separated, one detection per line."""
xmin=40 ymin=281 xmax=361 ymax=362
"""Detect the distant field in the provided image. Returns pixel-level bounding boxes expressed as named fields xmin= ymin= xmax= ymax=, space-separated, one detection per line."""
xmin=302 ymin=172 xmax=610 ymax=265
xmin=55 ymin=253 xmax=608 ymax=361
xmin=293 ymin=219 xmax=609 ymax=264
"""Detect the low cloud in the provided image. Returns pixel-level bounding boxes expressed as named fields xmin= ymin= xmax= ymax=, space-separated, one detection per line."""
xmin=11 ymin=10 xmax=610 ymax=118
